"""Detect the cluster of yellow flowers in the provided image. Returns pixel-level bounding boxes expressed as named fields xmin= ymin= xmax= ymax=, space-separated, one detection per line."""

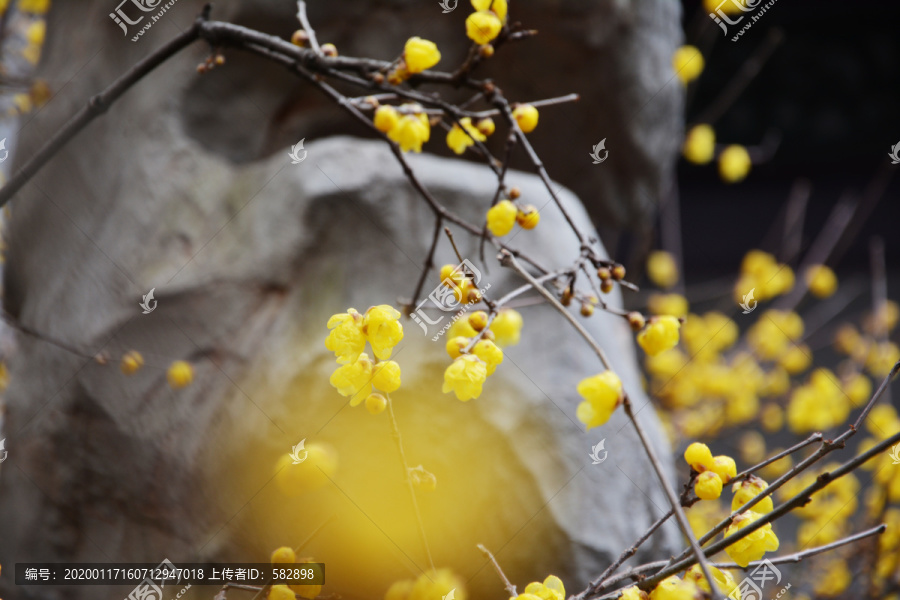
xmin=447 ymin=116 xmax=496 ymax=154
xmin=683 ymin=442 xmax=779 ymax=567
xmin=442 ymin=307 xmax=522 ymax=401
xmin=374 ymin=102 xmax=432 ymax=153
xmin=735 ymin=250 xmax=794 ymax=303
xmin=834 ymin=301 xmax=900 ymax=378
xmin=385 ymin=568 xmax=466 ymax=600
xmin=682 ymin=123 xmax=753 ymax=183
xmin=268 ymin=547 xmax=323 ymax=600
xmin=683 ymin=442 xmax=736 ymax=500
xmin=486 ymin=196 xmax=540 ymax=237
xmin=510 ymin=574 xmax=565 ymax=600
xmin=118 ymin=350 xmax=194 ymax=389
xmin=325 ymin=305 xmax=404 ymax=413
xmin=619 ymin=563 xmax=740 ymax=600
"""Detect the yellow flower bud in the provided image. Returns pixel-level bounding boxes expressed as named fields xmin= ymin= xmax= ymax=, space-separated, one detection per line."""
xmin=270 ymin=546 xmax=296 ymax=565
xmin=486 ymin=199 xmax=518 ymax=236
xmin=466 ymin=10 xmax=503 ymax=45
xmin=120 ymin=350 xmax=144 ymax=375
xmin=374 ymin=105 xmax=400 ymax=134
xmin=403 ymin=37 xmax=441 ymax=74
xmin=682 ymin=124 xmax=716 ymax=164
xmin=719 ymin=144 xmax=752 ymax=183
xmin=512 ymin=104 xmax=539 ymax=133
xmin=365 ymin=392 xmax=388 ymax=415
xmin=672 ymin=45 xmax=704 ymax=84
xmin=167 ymin=360 xmax=193 ymax=389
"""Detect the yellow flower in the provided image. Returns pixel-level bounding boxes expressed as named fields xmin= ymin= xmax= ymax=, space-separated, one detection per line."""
xmin=372 ymin=360 xmax=401 ymax=393
xmin=329 ymin=353 xmax=375 ymax=405
xmin=695 ymin=471 xmax=723 ymax=500
xmin=18 ymin=0 xmax=49 ymax=13
xmin=490 ymin=308 xmax=523 ymax=347
xmin=813 ymin=558 xmax=851 ymax=597
xmin=724 ymin=510 xmax=779 ymax=567
xmin=167 ymin=360 xmax=193 ymax=389
xmin=649 ymin=575 xmax=702 ymax=600
xmin=268 ymin=585 xmax=295 ymax=600
xmin=486 ymin=199 xmax=518 ymax=236
xmin=388 ymin=108 xmax=431 ymax=152
xmin=120 ymin=350 xmax=144 ymax=375
xmin=718 ymin=144 xmax=752 ymax=183
xmin=325 ymin=308 xmax=366 ymax=364
xmin=374 ymin=105 xmax=400 ymax=133
xmin=842 ymin=372 xmax=871 ymax=407
xmin=646 ymin=250 xmax=679 ymax=288
xmin=274 ymin=442 xmax=338 ymax=496
xmin=777 ymin=342 xmax=811 ymax=375
xmin=576 ymin=370 xmax=624 ymax=430
xmin=512 ymin=104 xmax=539 ymax=133
xmin=473 ymin=339 xmax=503 ymax=375
xmin=732 ymin=475 xmax=774 ymax=513
xmin=738 ymin=431 xmax=766 ymax=465
xmin=472 ymin=0 xmax=507 ymax=21
xmin=522 ymin=575 xmax=565 ymax=600
xmin=270 ymin=546 xmax=296 ymax=565
xmin=866 ymin=341 xmax=900 ymax=378
xmin=446 ymin=117 xmax=487 ymax=154
xmin=704 ymin=0 xmax=744 ymax=15
xmin=291 ymin=559 xmax=324 ymax=598
xmin=760 ymin=403 xmax=783 ymax=431
xmin=443 ymin=354 xmax=488 ymax=401
xmin=786 ymin=368 xmax=849 ymax=433
xmin=404 ymin=37 xmax=441 ymax=74
xmin=516 ymin=205 xmax=540 ymax=229
xmin=26 ymin=20 xmax=45 ymax=46
xmin=684 ymin=565 xmax=740 ymax=599
xmin=711 ymin=455 xmax=736 ymax=483
xmin=476 ymin=118 xmax=496 ymax=136
xmin=446 ymin=336 xmax=471 ymax=360
xmin=682 ymin=124 xmax=716 ymax=165
xmin=637 ymin=316 xmax=681 ymax=356
xmin=386 ymin=579 xmax=416 ymax=600
xmin=684 ymin=442 xmax=715 ymax=472
xmin=647 ymin=293 xmax=688 ymax=318
xmin=747 ymin=310 xmax=803 ymax=360
xmin=364 ymin=304 xmax=404 ymax=360
xmin=672 ymin=45 xmax=704 ymax=84
xmin=620 ymin=587 xmax=648 ymax=600
xmin=366 ymin=392 xmax=388 ymax=414
xmin=409 ymin=569 xmax=466 ymax=600
xmin=466 ymin=10 xmax=502 ymax=45
xmin=805 ymin=264 xmax=837 ymax=298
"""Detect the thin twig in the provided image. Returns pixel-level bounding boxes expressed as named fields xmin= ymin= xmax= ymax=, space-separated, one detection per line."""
xmin=0 ymin=18 xmax=204 ymax=207
xmin=404 ymin=216 xmax=444 ymax=316
xmin=622 ymin=396 xmax=725 ymax=600
xmin=477 ymin=543 xmax=517 ymax=597
xmin=295 ymin=1 xmax=322 ymax=54
xmin=591 ymin=524 xmax=886 ymax=597
xmin=500 ymin=250 xmax=611 ymax=370
xmin=386 ymin=393 xmax=436 ymax=572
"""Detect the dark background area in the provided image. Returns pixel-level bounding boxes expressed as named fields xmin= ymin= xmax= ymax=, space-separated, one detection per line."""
xmin=677 ymin=0 xmax=900 ymax=282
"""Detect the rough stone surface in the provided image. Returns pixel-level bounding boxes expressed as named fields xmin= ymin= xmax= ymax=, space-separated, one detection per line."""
xmin=0 ymin=2 xmax=682 ymax=599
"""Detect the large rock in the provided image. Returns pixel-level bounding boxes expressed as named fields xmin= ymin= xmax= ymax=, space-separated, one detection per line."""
xmin=0 ymin=2 xmax=680 ymax=599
